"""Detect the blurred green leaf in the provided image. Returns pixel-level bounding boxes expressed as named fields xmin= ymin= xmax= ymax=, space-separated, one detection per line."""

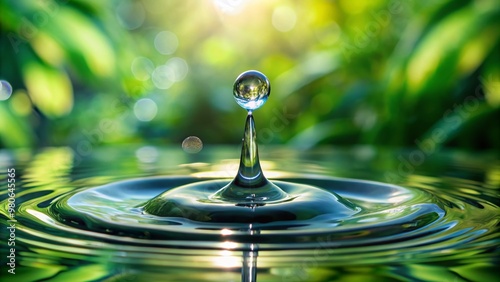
xmin=0 ymin=103 xmax=34 ymax=147
xmin=22 ymin=60 xmax=73 ymax=117
xmin=404 ymin=5 xmax=500 ymax=99
xmin=0 ymin=0 xmax=498 ymax=150
xmin=275 ymin=51 xmax=341 ymax=98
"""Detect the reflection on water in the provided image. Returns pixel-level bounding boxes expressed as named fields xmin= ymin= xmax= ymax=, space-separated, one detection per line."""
xmin=0 ymin=146 xmax=499 ymax=281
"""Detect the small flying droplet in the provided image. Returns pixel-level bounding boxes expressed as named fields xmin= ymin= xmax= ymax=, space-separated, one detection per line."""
xmin=0 ymin=80 xmax=13 ymax=101
xmin=182 ymin=136 xmax=203 ymax=154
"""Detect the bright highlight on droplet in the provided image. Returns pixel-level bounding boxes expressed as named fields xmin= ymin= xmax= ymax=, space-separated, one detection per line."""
xmin=154 ymin=31 xmax=179 ymax=55
xmin=0 ymin=80 xmax=13 ymax=100
xmin=134 ymin=98 xmax=158 ymax=122
xmin=182 ymin=136 xmax=203 ymax=154
xmin=272 ymin=6 xmax=297 ymax=32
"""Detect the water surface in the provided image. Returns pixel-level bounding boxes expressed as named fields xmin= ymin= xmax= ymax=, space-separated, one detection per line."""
xmin=0 ymin=146 xmax=498 ymax=281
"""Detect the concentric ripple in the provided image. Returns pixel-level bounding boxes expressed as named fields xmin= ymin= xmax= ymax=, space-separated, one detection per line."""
xmin=32 ymin=175 xmax=494 ymax=253
xmin=2 ymin=146 xmax=499 ymax=281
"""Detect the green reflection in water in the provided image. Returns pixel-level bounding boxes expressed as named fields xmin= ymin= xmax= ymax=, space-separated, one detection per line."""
xmin=0 ymin=146 xmax=498 ymax=281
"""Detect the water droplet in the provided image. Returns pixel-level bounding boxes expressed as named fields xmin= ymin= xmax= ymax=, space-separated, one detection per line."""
xmin=0 ymin=80 xmax=13 ymax=100
xmin=233 ymin=70 xmax=270 ymax=111
xmin=182 ymin=136 xmax=203 ymax=154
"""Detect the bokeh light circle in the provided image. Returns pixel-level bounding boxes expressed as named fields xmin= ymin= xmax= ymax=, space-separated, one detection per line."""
xmin=131 ymin=57 xmax=155 ymax=81
xmin=116 ymin=1 xmax=146 ymax=30
xmin=134 ymin=98 xmax=158 ymax=122
xmin=272 ymin=6 xmax=297 ymax=32
xmin=154 ymin=31 xmax=179 ymax=55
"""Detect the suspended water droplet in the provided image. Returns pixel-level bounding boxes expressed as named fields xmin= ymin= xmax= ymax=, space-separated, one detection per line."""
xmin=233 ymin=70 xmax=270 ymax=111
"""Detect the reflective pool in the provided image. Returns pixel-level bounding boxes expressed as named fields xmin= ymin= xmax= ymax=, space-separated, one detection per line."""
xmin=0 ymin=146 xmax=498 ymax=281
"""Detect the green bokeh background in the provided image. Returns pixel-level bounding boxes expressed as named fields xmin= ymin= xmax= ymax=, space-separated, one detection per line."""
xmin=1 ymin=0 xmax=499 ymax=150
